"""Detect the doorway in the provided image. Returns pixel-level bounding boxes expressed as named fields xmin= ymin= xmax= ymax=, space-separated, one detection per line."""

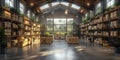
xmin=46 ymin=18 xmax=73 ymax=40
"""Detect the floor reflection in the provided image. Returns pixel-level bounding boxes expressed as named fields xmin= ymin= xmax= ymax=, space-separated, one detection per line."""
xmin=0 ymin=40 xmax=120 ymax=60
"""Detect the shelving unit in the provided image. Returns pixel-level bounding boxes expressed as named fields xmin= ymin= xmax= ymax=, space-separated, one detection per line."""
xmin=18 ymin=16 xmax=31 ymax=47
xmin=0 ymin=7 xmax=41 ymax=48
xmin=0 ymin=7 xmax=22 ymax=47
xmin=80 ymin=6 xmax=120 ymax=47
xmin=31 ymin=22 xmax=41 ymax=44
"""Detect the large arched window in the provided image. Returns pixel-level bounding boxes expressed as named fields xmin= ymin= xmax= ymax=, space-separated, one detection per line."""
xmin=39 ymin=2 xmax=80 ymax=11
xmin=107 ymin=0 xmax=115 ymax=7
xmin=46 ymin=18 xmax=73 ymax=34
xmin=5 ymin=0 xmax=14 ymax=7
xmin=20 ymin=3 xmax=24 ymax=14
xmin=96 ymin=2 xmax=101 ymax=14
xmin=27 ymin=10 xmax=31 ymax=17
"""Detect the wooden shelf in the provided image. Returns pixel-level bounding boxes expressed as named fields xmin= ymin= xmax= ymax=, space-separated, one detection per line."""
xmin=80 ymin=6 xmax=120 ymax=47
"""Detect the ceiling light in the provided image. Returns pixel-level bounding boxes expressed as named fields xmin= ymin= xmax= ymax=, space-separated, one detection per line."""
xmin=30 ymin=3 xmax=34 ymax=6
xmin=65 ymin=9 xmax=68 ymax=14
xmin=36 ymin=9 xmax=40 ymax=13
xmin=80 ymin=9 xmax=84 ymax=13
xmin=87 ymin=3 xmax=90 ymax=6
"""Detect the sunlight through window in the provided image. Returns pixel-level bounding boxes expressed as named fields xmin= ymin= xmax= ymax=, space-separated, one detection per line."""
xmin=96 ymin=2 xmax=101 ymax=14
xmin=40 ymin=4 xmax=50 ymax=10
xmin=54 ymin=18 xmax=66 ymax=24
xmin=60 ymin=2 xmax=69 ymax=6
xmin=51 ymin=2 xmax=60 ymax=6
xmin=39 ymin=2 xmax=80 ymax=11
xmin=5 ymin=0 xmax=14 ymax=7
xmin=107 ymin=0 xmax=115 ymax=7
xmin=71 ymin=4 xmax=80 ymax=10
xmin=27 ymin=10 xmax=30 ymax=17
xmin=20 ymin=3 xmax=24 ymax=14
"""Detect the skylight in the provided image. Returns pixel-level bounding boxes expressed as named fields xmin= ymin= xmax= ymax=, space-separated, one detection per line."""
xmin=107 ymin=0 xmax=115 ymax=7
xmin=40 ymin=4 xmax=50 ymax=10
xmin=60 ymin=2 xmax=69 ymax=6
xmin=51 ymin=2 xmax=60 ymax=6
xmin=39 ymin=2 xmax=81 ymax=11
xmin=71 ymin=4 xmax=80 ymax=10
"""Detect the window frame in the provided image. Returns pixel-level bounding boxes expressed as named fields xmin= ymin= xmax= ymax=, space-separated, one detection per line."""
xmin=27 ymin=10 xmax=31 ymax=17
xmin=96 ymin=2 xmax=101 ymax=14
xmin=5 ymin=0 xmax=14 ymax=7
xmin=20 ymin=3 xmax=25 ymax=14
xmin=46 ymin=18 xmax=73 ymax=33
xmin=106 ymin=0 xmax=115 ymax=8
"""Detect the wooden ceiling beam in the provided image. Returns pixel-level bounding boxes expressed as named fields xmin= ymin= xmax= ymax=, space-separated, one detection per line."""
xmin=22 ymin=0 xmax=100 ymax=14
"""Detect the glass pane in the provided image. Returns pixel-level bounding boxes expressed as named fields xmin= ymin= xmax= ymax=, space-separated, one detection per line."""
xmin=60 ymin=2 xmax=69 ymax=6
xmin=96 ymin=2 xmax=101 ymax=14
xmin=54 ymin=18 xmax=66 ymax=24
xmin=46 ymin=31 xmax=53 ymax=34
xmin=10 ymin=0 xmax=14 ymax=7
xmin=20 ymin=3 xmax=24 ymax=14
xmin=36 ymin=17 xmax=39 ymax=22
xmin=51 ymin=2 xmax=60 ymax=6
xmin=107 ymin=0 xmax=115 ymax=7
xmin=67 ymin=25 xmax=73 ymax=32
xmin=40 ymin=4 xmax=50 ymax=10
xmin=27 ymin=10 xmax=30 ymax=17
xmin=67 ymin=18 xmax=73 ymax=24
xmin=47 ymin=18 xmax=53 ymax=24
xmin=71 ymin=4 xmax=80 ymax=10
xmin=47 ymin=24 xmax=53 ymax=31
xmin=5 ymin=0 xmax=9 ymax=7
xmin=90 ymin=10 xmax=94 ymax=18
xmin=54 ymin=25 xmax=66 ymax=31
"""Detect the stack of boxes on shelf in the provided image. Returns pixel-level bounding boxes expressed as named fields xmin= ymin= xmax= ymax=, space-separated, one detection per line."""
xmin=0 ymin=7 xmax=21 ymax=47
xmin=31 ymin=23 xmax=41 ymax=44
xmin=109 ymin=7 xmax=120 ymax=47
xmin=80 ymin=6 xmax=120 ymax=47
xmin=18 ymin=16 xmax=41 ymax=47
xmin=0 ymin=7 xmax=41 ymax=48
xmin=19 ymin=16 xmax=31 ymax=47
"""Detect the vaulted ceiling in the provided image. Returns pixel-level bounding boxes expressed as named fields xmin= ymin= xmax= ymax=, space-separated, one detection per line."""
xmin=21 ymin=0 xmax=100 ymax=14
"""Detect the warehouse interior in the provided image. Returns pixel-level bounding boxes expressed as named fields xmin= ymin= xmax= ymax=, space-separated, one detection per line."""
xmin=0 ymin=0 xmax=120 ymax=60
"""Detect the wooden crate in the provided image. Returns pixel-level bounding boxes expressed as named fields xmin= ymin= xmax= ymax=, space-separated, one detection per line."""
xmin=66 ymin=36 xmax=79 ymax=44
xmin=45 ymin=37 xmax=53 ymax=44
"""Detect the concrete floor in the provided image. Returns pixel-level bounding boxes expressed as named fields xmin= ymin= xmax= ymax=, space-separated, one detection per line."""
xmin=0 ymin=40 xmax=120 ymax=60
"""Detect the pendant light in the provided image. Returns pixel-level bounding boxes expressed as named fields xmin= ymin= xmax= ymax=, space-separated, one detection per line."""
xmin=65 ymin=9 xmax=68 ymax=14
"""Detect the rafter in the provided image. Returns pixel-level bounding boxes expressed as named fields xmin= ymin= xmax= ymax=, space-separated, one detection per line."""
xmin=22 ymin=0 xmax=100 ymax=14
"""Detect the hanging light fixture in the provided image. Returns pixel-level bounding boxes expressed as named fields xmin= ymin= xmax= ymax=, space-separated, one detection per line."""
xmin=87 ymin=2 xmax=90 ymax=6
xmin=30 ymin=3 xmax=34 ymax=6
xmin=86 ymin=0 xmax=90 ymax=6
xmin=80 ymin=9 xmax=84 ymax=13
xmin=65 ymin=9 xmax=68 ymax=14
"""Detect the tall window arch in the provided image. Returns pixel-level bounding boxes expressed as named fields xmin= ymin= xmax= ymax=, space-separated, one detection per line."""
xmin=107 ymin=0 xmax=115 ymax=7
xmin=27 ymin=10 xmax=31 ymax=17
xmin=96 ymin=2 xmax=101 ymax=14
xmin=46 ymin=18 xmax=73 ymax=34
xmin=5 ymin=0 xmax=14 ymax=7
xmin=20 ymin=3 xmax=24 ymax=14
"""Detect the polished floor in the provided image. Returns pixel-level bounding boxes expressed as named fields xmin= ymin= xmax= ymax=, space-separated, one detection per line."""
xmin=0 ymin=40 xmax=120 ymax=60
